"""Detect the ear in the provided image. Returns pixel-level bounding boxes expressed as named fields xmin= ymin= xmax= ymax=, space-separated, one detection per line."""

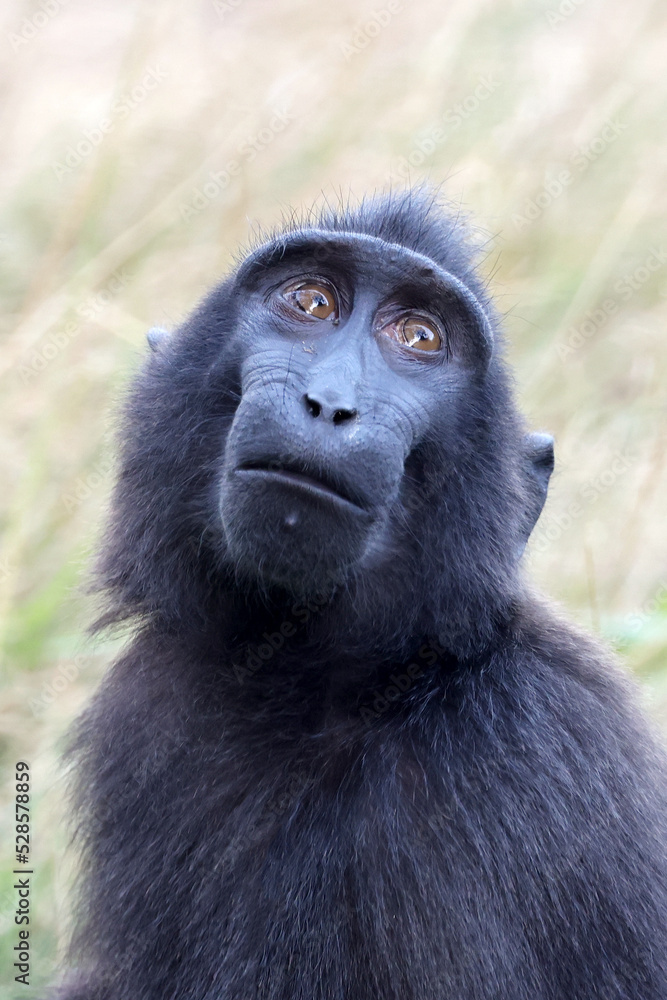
xmin=146 ymin=326 xmax=169 ymax=352
xmin=517 ymin=432 xmax=555 ymax=558
xmin=525 ymin=432 xmax=555 ymax=496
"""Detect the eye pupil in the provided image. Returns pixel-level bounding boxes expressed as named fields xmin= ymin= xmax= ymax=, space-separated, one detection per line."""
xmin=381 ymin=315 xmax=442 ymax=352
xmin=298 ymin=290 xmax=327 ymax=315
xmin=404 ymin=321 xmax=431 ymax=345
xmin=282 ymin=282 xmax=337 ymax=320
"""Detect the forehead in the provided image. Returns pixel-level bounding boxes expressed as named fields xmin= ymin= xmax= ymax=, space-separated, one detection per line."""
xmin=235 ymin=229 xmax=457 ymax=294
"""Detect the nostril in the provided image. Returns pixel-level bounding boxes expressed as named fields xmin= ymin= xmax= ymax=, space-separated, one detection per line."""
xmin=304 ymin=395 xmax=322 ymax=418
xmin=304 ymin=393 xmax=357 ymax=423
xmin=332 ymin=407 xmax=357 ymax=425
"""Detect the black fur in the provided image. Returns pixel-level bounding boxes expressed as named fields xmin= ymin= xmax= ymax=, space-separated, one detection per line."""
xmin=58 ymin=190 xmax=666 ymax=1000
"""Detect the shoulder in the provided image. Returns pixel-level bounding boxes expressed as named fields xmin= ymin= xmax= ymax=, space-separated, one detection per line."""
xmin=479 ymin=594 xmax=667 ymax=783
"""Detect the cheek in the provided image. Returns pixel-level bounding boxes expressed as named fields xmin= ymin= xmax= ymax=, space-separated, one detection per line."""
xmin=366 ymin=356 xmax=463 ymax=453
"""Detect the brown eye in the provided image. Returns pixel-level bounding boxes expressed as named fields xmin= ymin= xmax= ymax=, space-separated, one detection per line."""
xmin=281 ymin=281 xmax=338 ymax=320
xmin=381 ymin=315 xmax=442 ymax=352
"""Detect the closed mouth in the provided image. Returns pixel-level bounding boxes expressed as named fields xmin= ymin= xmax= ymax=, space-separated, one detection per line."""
xmin=235 ymin=461 xmax=364 ymax=511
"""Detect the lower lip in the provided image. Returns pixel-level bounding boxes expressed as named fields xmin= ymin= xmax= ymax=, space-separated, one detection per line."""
xmin=234 ymin=467 xmax=362 ymax=511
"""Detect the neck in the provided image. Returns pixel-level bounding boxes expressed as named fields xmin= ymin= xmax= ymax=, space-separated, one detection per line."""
xmin=141 ymin=572 xmax=514 ymax=720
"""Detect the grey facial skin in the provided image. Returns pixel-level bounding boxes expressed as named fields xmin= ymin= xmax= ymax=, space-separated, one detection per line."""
xmin=218 ymin=233 xmax=495 ymax=593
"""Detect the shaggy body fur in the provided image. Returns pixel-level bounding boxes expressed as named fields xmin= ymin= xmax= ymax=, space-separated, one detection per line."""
xmin=59 ymin=192 xmax=666 ymax=1000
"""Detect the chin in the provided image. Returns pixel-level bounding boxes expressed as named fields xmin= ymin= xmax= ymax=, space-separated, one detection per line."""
xmin=219 ymin=465 xmax=377 ymax=594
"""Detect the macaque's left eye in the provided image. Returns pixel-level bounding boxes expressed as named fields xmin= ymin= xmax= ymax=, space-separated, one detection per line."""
xmin=281 ymin=281 xmax=338 ymax=320
xmin=380 ymin=315 xmax=443 ymax=352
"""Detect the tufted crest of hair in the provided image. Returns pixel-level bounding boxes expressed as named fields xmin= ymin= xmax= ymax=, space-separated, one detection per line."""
xmin=260 ymin=187 xmax=489 ymax=295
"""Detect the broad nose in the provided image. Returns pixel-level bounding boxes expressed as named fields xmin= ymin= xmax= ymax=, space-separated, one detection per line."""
xmin=303 ymin=388 xmax=358 ymax=425
xmin=302 ymin=359 xmax=359 ymax=424
xmin=300 ymin=311 xmax=371 ymax=425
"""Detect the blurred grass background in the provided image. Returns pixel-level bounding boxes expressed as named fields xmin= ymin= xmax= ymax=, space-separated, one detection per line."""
xmin=1 ymin=0 xmax=666 ymax=994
